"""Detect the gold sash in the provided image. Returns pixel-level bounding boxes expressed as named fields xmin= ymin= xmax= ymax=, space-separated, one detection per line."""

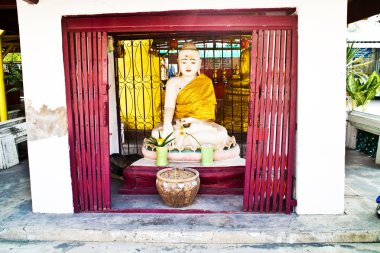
xmin=175 ymin=74 xmax=216 ymax=121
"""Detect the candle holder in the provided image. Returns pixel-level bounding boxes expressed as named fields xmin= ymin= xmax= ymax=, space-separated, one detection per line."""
xmin=201 ymin=144 xmax=213 ymax=166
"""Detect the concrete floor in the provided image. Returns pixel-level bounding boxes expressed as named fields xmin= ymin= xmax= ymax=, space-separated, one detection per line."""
xmin=0 ymin=148 xmax=379 ymax=247
xmin=0 ymin=240 xmax=379 ymax=253
xmin=110 ymin=149 xmax=380 ymax=213
xmin=112 ymin=193 xmax=244 ymax=211
xmin=345 ymin=148 xmax=380 ymax=202
xmin=1 ymin=148 xmax=379 ymax=215
xmin=111 ymin=169 xmax=244 ymax=211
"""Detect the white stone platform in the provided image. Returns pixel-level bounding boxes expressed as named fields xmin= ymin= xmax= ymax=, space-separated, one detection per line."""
xmin=131 ymin=157 xmax=246 ymax=168
xmin=142 ymin=145 xmax=241 ymax=162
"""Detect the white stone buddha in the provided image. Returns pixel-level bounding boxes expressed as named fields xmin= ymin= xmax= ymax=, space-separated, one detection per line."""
xmin=143 ymin=43 xmax=239 ymax=161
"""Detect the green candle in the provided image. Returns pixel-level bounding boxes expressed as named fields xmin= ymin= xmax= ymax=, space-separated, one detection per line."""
xmin=201 ymin=144 xmax=213 ymax=166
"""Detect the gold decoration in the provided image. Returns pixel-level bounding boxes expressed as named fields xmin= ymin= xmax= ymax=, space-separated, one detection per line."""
xmin=222 ymin=68 xmax=228 ymax=85
xmin=213 ymin=69 xmax=218 ymax=84
xmin=217 ymin=48 xmax=251 ymax=132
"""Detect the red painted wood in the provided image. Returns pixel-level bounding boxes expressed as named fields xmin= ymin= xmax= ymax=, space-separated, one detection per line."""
xmin=71 ymin=33 xmax=84 ymax=212
xmin=272 ymin=30 xmax=286 ymax=212
xmin=87 ymin=32 xmax=98 ymax=210
xmin=81 ymin=32 xmax=94 ymax=210
xmin=75 ymin=33 xmax=88 ymax=211
xmin=247 ymin=30 xmax=264 ymax=212
xmin=95 ymin=32 xmax=102 ymax=210
xmin=245 ymin=25 xmax=297 ymax=213
xmin=99 ymin=32 xmax=111 ymax=210
xmin=258 ymin=30 xmax=275 ymax=212
xmin=119 ymin=165 xmax=245 ymax=195
xmin=63 ymin=31 xmax=110 ymax=212
xmin=96 ymin=32 xmax=105 ymax=210
xmin=64 ymin=10 xmax=296 ymax=32
xmin=62 ymin=27 xmax=79 ymax=213
xmin=286 ymin=17 xmax=298 ymax=213
xmin=104 ymin=32 xmax=111 ymax=210
xmin=278 ymin=30 xmax=292 ymax=212
xmin=265 ymin=30 xmax=281 ymax=212
xmin=93 ymin=32 xmax=102 ymax=210
xmin=253 ymin=30 xmax=269 ymax=212
xmin=243 ymin=30 xmax=259 ymax=211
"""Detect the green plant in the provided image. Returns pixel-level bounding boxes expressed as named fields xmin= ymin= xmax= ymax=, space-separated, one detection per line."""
xmin=146 ymin=131 xmax=174 ymax=147
xmin=4 ymin=62 xmax=23 ymax=94
xmin=346 ymin=43 xmax=380 ymax=110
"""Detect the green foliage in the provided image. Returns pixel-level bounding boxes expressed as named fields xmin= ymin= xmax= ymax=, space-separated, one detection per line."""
xmin=346 ymin=43 xmax=380 ymax=110
xmin=347 ymin=71 xmax=380 ymax=108
xmin=4 ymin=56 xmax=23 ymax=94
xmin=3 ymin=53 xmax=21 ymax=63
xmin=146 ymin=131 xmax=174 ymax=147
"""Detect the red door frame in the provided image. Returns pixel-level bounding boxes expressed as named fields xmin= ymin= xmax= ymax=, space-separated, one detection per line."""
xmin=62 ymin=8 xmax=297 ymax=213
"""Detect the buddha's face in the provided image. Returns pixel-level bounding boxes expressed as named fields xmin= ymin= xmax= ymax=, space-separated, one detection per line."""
xmin=178 ymin=50 xmax=201 ymax=77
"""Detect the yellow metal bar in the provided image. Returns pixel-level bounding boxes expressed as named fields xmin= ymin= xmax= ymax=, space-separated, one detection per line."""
xmin=0 ymin=29 xmax=8 ymax=122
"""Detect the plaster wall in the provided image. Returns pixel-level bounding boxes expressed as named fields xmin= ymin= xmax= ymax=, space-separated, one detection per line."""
xmin=16 ymin=0 xmax=347 ymax=214
xmin=108 ymin=50 xmax=119 ymax=155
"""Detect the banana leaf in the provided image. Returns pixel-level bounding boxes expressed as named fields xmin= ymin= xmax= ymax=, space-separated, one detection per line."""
xmin=346 ymin=43 xmax=380 ymax=110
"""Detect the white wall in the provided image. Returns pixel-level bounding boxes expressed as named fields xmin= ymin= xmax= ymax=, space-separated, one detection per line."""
xmin=16 ymin=0 xmax=347 ymax=214
xmin=108 ymin=48 xmax=120 ymax=155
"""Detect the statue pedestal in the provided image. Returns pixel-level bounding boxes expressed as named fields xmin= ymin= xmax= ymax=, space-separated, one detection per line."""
xmin=118 ymin=158 xmax=246 ymax=195
xmin=142 ymin=144 xmax=240 ymax=162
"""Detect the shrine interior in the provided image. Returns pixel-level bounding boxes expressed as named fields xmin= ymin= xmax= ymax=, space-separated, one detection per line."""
xmin=110 ymin=32 xmax=251 ymax=212
xmin=113 ymin=32 xmax=251 ymax=158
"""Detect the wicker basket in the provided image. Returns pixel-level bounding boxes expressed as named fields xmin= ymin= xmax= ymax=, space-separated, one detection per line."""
xmin=156 ymin=167 xmax=200 ymax=207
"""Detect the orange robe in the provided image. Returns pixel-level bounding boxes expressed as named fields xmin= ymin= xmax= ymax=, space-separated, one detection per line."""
xmin=174 ymin=74 xmax=216 ymax=121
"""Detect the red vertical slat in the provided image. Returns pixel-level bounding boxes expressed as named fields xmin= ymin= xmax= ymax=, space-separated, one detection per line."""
xmin=87 ymin=32 xmax=98 ymax=210
xmin=63 ymin=28 xmax=80 ymax=212
xmin=81 ymin=32 xmax=94 ymax=211
xmin=248 ymin=30 xmax=264 ymax=212
xmin=265 ymin=30 xmax=281 ymax=212
xmin=100 ymin=32 xmax=111 ymax=209
xmin=259 ymin=30 xmax=275 ymax=212
xmin=79 ymin=32 xmax=89 ymax=211
xmin=286 ymin=17 xmax=298 ymax=213
xmin=278 ymin=30 xmax=292 ymax=212
xmin=253 ymin=30 xmax=269 ymax=212
xmin=71 ymin=33 xmax=84 ymax=212
xmin=272 ymin=30 xmax=286 ymax=212
xmin=70 ymin=32 xmax=83 ymax=211
xmin=75 ymin=33 xmax=88 ymax=211
xmin=93 ymin=32 xmax=102 ymax=210
xmin=98 ymin=31 xmax=105 ymax=210
xmin=243 ymin=30 xmax=259 ymax=211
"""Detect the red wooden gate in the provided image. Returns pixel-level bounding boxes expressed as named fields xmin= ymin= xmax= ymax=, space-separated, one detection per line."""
xmin=244 ymin=25 xmax=297 ymax=213
xmin=63 ymin=31 xmax=110 ymax=212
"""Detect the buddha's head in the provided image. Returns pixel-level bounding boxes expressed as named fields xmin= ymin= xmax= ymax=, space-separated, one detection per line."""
xmin=177 ymin=42 xmax=201 ymax=77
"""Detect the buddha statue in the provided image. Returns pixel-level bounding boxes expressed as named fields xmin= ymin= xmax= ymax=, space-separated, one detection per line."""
xmin=143 ymin=43 xmax=239 ymax=161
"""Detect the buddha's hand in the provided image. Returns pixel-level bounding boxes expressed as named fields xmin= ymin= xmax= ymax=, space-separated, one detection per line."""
xmin=180 ymin=117 xmax=196 ymax=127
xmin=162 ymin=123 xmax=174 ymax=139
